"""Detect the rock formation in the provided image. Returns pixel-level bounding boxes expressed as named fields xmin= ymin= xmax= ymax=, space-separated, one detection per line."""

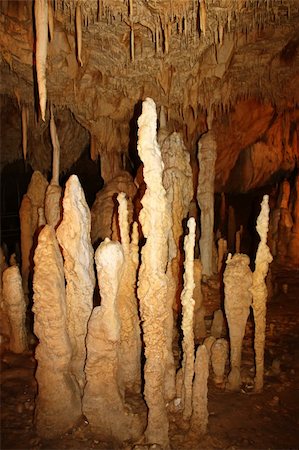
xmin=211 ymin=338 xmax=229 ymax=386
xmin=189 ymin=345 xmax=209 ymax=437
xmin=33 ymin=225 xmax=81 ymax=438
xmin=211 ymin=309 xmax=224 ymax=339
xmin=83 ymin=238 xmax=145 ymax=442
xmin=56 ymin=175 xmax=95 ymax=393
xmin=193 ymin=258 xmax=206 ymax=340
xmin=137 ymin=97 xmax=174 ymax=448
xmin=251 ymin=195 xmax=273 ymax=392
xmin=224 ymin=253 xmax=253 ymax=391
xmin=2 ymin=266 xmax=27 ymax=353
xmin=197 ymin=130 xmax=217 ymax=277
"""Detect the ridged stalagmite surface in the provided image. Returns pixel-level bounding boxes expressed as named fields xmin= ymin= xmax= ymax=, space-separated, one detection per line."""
xmin=117 ymin=193 xmax=141 ymax=394
xmin=33 ymin=225 xmax=81 ymax=438
xmin=181 ymin=217 xmax=196 ymax=421
xmin=137 ymin=97 xmax=173 ymax=448
xmin=251 ymin=195 xmax=273 ymax=392
xmin=56 ymin=175 xmax=95 ymax=393
xmin=211 ymin=338 xmax=229 ymax=386
xmin=2 ymin=266 xmax=27 ymax=353
xmin=190 ymin=345 xmax=209 ymax=437
xmin=224 ymin=253 xmax=253 ymax=391
xmin=26 ymin=171 xmax=49 ymax=231
xmin=197 ymin=131 xmax=217 ymax=276
xmin=83 ymin=239 xmax=145 ymax=442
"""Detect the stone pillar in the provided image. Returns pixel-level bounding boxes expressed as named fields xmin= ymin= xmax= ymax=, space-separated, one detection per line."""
xmin=189 ymin=345 xmax=209 ymax=437
xmin=193 ymin=258 xmax=206 ymax=340
xmin=251 ymin=195 xmax=273 ymax=392
xmin=56 ymin=175 xmax=95 ymax=393
xmin=2 ymin=266 xmax=27 ymax=353
xmin=117 ymin=193 xmax=141 ymax=394
xmin=224 ymin=253 xmax=253 ymax=391
xmin=33 ymin=225 xmax=81 ymax=438
xmin=197 ymin=131 xmax=217 ymax=277
xmin=19 ymin=194 xmax=33 ymax=297
xmin=83 ymin=239 xmax=145 ymax=442
xmin=211 ymin=309 xmax=224 ymax=339
xmin=211 ymin=338 xmax=229 ymax=386
xmin=137 ymin=98 xmax=173 ymax=448
xmin=180 ymin=218 xmax=196 ymax=421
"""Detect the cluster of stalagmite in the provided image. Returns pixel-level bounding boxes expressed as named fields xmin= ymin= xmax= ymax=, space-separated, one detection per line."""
xmin=251 ymin=195 xmax=273 ymax=392
xmin=56 ymin=175 xmax=95 ymax=393
xmin=197 ymin=131 xmax=217 ymax=277
xmin=224 ymin=253 xmax=253 ymax=391
xmin=33 ymin=225 xmax=82 ymax=438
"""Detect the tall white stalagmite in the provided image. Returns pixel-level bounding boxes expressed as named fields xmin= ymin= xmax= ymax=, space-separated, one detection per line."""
xmin=224 ymin=253 xmax=253 ymax=391
xmin=2 ymin=266 xmax=27 ymax=353
xmin=33 ymin=225 xmax=81 ymax=438
xmin=190 ymin=345 xmax=209 ymax=437
xmin=35 ymin=0 xmax=48 ymax=121
xmin=56 ymin=175 xmax=95 ymax=393
xmin=45 ymin=106 xmax=62 ymax=228
xmin=181 ymin=217 xmax=196 ymax=421
xmin=137 ymin=98 xmax=173 ymax=448
xmin=197 ymin=131 xmax=217 ymax=276
xmin=251 ymin=195 xmax=273 ymax=392
xmin=83 ymin=239 xmax=145 ymax=442
xmin=117 ymin=192 xmax=141 ymax=393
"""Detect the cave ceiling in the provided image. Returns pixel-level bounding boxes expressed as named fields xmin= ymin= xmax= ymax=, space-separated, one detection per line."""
xmin=0 ymin=0 xmax=299 ymax=192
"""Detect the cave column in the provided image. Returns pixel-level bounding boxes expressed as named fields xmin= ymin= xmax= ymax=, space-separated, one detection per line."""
xmin=197 ymin=130 xmax=217 ymax=277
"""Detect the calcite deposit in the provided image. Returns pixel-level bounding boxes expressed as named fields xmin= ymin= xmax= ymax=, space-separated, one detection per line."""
xmin=33 ymin=225 xmax=81 ymax=438
xmin=190 ymin=345 xmax=209 ymax=437
xmin=193 ymin=258 xmax=206 ymax=340
xmin=224 ymin=253 xmax=253 ymax=391
xmin=211 ymin=338 xmax=229 ymax=386
xmin=56 ymin=175 xmax=95 ymax=393
xmin=83 ymin=238 xmax=145 ymax=442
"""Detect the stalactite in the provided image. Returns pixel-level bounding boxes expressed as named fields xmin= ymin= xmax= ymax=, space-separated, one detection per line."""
xmin=76 ymin=1 xmax=83 ymax=66
xmin=130 ymin=25 xmax=135 ymax=62
xmin=21 ymin=105 xmax=29 ymax=161
xmin=48 ymin=0 xmax=54 ymax=41
xmin=199 ymin=0 xmax=207 ymax=37
xmin=181 ymin=217 xmax=196 ymax=421
xmin=35 ymin=0 xmax=48 ymax=121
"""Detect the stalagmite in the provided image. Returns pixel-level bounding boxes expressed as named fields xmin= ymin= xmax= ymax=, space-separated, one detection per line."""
xmin=251 ymin=195 xmax=273 ymax=392
xmin=35 ymin=0 xmax=48 ymax=121
xmin=19 ymin=194 xmax=33 ymax=298
xmin=2 ymin=266 xmax=27 ymax=353
xmin=26 ymin=171 xmax=49 ymax=232
xmin=37 ymin=207 xmax=46 ymax=227
xmin=193 ymin=258 xmax=206 ymax=340
xmin=224 ymin=253 xmax=253 ymax=391
xmin=45 ymin=107 xmax=62 ymax=228
xmin=117 ymin=193 xmax=141 ymax=393
xmin=211 ymin=309 xmax=224 ymax=338
xmin=197 ymin=130 xmax=217 ymax=277
xmin=83 ymin=239 xmax=145 ymax=442
xmin=33 ymin=225 xmax=81 ymax=438
xmin=181 ymin=217 xmax=196 ymax=421
xmin=137 ymin=97 xmax=173 ymax=448
xmin=76 ymin=2 xmax=83 ymax=66
xmin=56 ymin=175 xmax=95 ymax=393
xmin=21 ymin=105 xmax=29 ymax=160
xmin=211 ymin=338 xmax=229 ymax=386
xmin=189 ymin=345 xmax=209 ymax=437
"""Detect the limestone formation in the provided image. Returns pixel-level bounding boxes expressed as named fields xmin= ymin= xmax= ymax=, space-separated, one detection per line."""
xmin=91 ymin=171 xmax=136 ymax=244
xmin=211 ymin=338 xmax=229 ymax=386
xmin=56 ymin=175 xmax=95 ymax=393
xmin=180 ymin=217 xmax=196 ymax=421
xmin=33 ymin=225 xmax=81 ymax=438
xmin=193 ymin=258 xmax=206 ymax=340
xmin=190 ymin=345 xmax=209 ymax=437
xmin=19 ymin=194 xmax=33 ymax=297
xmin=211 ymin=309 xmax=224 ymax=339
xmin=197 ymin=130 xmax=217 ymax=276
xmin=137 ymin=98 xmax=174 ymax=448
xmin=2 ymin=266 xmax=27 ymax=353
xmin=203 ymin=335 xmax=216 ymax=362
xmin=217 ymin=238 xmax=227 ymax=272
xmin=83 ymin=238 xmax=145 ymax=442
xmin=224 ymin=253 xmax=253 ymax=391
xmin=251 ymin=195 xmax=273 ymax=392
xmin=117 ymin=192 xmax=141 ymax=394
xmin=26 ymin=171 xmax=49 ymax=232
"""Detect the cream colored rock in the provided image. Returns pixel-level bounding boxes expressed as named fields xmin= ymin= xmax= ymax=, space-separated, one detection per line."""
xmin=91 ymin=171 xmax=136 ymax=244
xmin=33 ymin=225 xmax=81 ymax=438
xmin=2 ymin=266 xmax=27 ymax=353
xmin=37 ymin=207 xmax=46 ymax=227
xmin=197 ymin=130 xmax=217 ymax=276
xmin=83 ymin=238 xmax=145 ymax=442
xmin=26 ymin=171 xmax=49 ymax=232
xmin=211 ymin=338 xmax=229 ymax=386
xmin=251 ymin=195 xmax=273 ymax=392
xmin=203 ymin=335 xmax=216 ymax=362
xmin=211 ymin=309 xmax=224 ymax=339
xmin=193 ymin=258 xmax=206 ymax=340
xmin=117 ymin=193 xmax=141 ymax=394
xmin=56 ymin=175 xmax=95 ymax=393
xmin=45 ymin=184 xmax=62 ymax=228
xmin=190 ymin=345 xmax=209 ymax=436
xmin=180 ymin=218 xmax=196 ymax=421
xmin=137 ymin=98 xmax=173 ymax=448
xmin=224 ymin=253 xmax=253 ymax=391
xmin=0 ymin=248 xmax=10 ymax=347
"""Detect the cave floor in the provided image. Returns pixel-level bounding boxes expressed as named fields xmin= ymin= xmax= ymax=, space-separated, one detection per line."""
xmin=1 ymin=265 xmax=299 ymax=450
